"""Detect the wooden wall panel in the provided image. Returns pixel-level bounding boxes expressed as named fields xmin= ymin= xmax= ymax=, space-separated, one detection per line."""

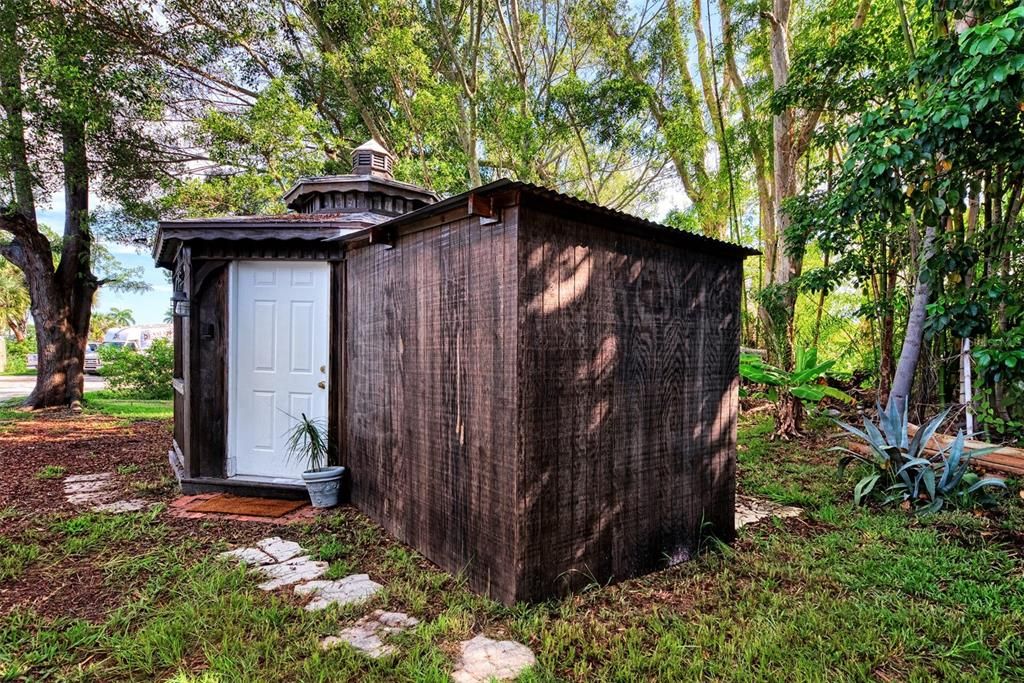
xmin=189 ymin=262 xmax=229 ymax=478
xmin=515 ymin=203 xmax=740 ymax=602
xmin=343 ymin=212 xmax=519 ymax=603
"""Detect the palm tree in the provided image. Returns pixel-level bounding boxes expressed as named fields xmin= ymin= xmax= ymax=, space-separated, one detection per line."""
xmin=89 ymin=307 xmax=136 ymax=341
xmin=108 ymin=307 xmax=135 ymax=327
xmin=0 ymin=259 xmax=30 ymax=341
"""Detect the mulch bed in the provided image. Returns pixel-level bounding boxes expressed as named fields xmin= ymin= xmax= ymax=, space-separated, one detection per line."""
xmin=0 ymin=410 xmax=328 ymax=622
xmin=0 ymin=410 xmax=172 ymax=528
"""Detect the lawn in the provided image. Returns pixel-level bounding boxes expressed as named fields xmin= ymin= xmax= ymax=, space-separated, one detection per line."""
xmin=82 ymin=390 xmax=174 ymax=421
xmin=0 ymin=408 xmax=1022 ymax=681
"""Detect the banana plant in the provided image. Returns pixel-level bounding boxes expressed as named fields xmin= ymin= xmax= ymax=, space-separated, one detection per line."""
xmin=740 ymin=346 xmax=854 ymax=438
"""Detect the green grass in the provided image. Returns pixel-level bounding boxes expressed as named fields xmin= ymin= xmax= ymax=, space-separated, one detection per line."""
xmin=35 ymin=465 xmax=66 ymax=480
xmin=0 ymin=538 xmax=40 ymax=582
xmin=1 ymin=414 xmax=1022 ymax=681
xmin=0 ymin=397 xmax=27 ymax=424
xmin=82 ymin=390 xmax=173 ymax=421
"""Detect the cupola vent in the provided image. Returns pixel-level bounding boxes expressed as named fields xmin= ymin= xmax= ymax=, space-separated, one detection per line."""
xmin=352 ymin=138 xmax=394 ymax=179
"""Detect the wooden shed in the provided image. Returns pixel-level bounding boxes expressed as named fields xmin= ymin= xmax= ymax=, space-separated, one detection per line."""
xmin=154 ymin=140 xmax=757 ymax=604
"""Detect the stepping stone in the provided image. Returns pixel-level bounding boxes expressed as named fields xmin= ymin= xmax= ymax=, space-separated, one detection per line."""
xmin=257 ymin=537 xmax=304 ymax=563
xmin=320 ymin=610 xmax=419 ymax=658
xmin=451 ymin=635 xmax=536 ymax=683
xmin=65 ymin=472 xmax=114 ymax=483
xmin=219 ymin=547 xmax=277 ymax=566
xmin=66 ymin=491 xmax=116 ymax=506
xmin=294 ymin=574 xmax=383 ymax=610
xmin=735 ymin=495 xmax=802 ymax=529
xmin=254 ymin=556 xmax=329 ymax=591
xmin=91 ymin=499 xmax=150 ymax=513
xmin=64 ymin=480 xmax=117 ymax=494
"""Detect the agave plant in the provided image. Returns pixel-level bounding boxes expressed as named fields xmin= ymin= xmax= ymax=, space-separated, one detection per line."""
xmin=833 ymin=403 xmax=1006 ymax=514
xmin=284 ymin=412 xmax=330 ymax=473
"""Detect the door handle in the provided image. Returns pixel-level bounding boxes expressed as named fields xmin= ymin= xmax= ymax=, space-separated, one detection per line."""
xmin=317 ymin=381 xmax=326 ymax=389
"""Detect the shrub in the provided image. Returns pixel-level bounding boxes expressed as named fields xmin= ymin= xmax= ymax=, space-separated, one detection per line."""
xmin=99 ymin=339 xmax=174 ymax=400
xmin=3 ymin=336 xmax=35 ymax=375
xmin=834 ymin=403 xmax=1006 ymax=514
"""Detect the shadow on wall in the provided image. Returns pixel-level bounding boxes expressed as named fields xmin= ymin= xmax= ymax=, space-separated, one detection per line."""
xmin=519 ymin=224 xmax=738 ymax=598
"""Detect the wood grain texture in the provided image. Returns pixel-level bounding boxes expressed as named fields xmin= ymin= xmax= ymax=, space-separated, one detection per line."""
xmin=515 ymin=201 xmax=739 ymax=602
xmin=344 ymin=213 xmax=519 ymax=604
xmin=168 ymin=196 xmax=741 ymax=605
xmin=188 ymin=261 xmax=229 ymax=478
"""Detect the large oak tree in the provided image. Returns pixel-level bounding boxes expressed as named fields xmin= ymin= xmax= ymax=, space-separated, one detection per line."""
xmin=0 ymin=0 xmax=170 ymax=408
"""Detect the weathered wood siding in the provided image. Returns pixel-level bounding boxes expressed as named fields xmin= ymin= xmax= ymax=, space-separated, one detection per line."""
xmin=343 ymin=212 xmax=520 ymax=604
xmin=515 ymin=201 xmax=739 ymax=602
xmin=188 ymin=261 xmax=229 ymax=478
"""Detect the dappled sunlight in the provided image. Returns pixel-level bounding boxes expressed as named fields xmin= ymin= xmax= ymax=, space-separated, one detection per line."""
xmin=520 ymin=225 xmax=741 ymax=598
xmin=577 ymin=336 xmax=618 ymax=384
xmin=526 ymin=244 xmax=592 ymax=315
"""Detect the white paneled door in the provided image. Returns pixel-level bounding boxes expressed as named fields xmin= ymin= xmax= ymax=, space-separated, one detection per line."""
xmin=231 ymin=261 xmax=329 ymax=480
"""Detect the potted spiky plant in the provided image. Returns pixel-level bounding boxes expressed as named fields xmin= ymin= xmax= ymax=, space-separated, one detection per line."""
xmin=285 ymin=413 xmax=344 ymax=508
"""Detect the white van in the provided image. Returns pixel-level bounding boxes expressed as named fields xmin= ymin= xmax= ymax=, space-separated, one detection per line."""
xmin=102 ymin=324 xmax=174 ymax=351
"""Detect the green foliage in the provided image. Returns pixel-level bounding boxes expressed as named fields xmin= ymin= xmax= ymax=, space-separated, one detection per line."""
xmin=99 ymin=340 xmax=173 ymax=400
xmin=35 ymin=465 xmax=65 ymax=480
xmin=834 ymin=403 xmax=1006 ymax=514
xmin=89 ymin=308 xmax=135 ymax=341
xmin=0 ymin=537 xmax=39 ymax=581
xmin=3 ymin=335 xmax=34 ymax=375
xmin=0 ymin=258 xmax=29 ymax=340
xmin=740 ymin=347 xmax=854 ymax=406
xmin=166 ymin=79 xmax=338 ymax=217
xmin=283 ymin=412 xmax=329 ymax=472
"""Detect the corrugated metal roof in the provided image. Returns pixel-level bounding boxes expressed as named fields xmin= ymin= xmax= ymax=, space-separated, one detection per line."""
xmin=379 ymin=179 xmax=760 ymax=258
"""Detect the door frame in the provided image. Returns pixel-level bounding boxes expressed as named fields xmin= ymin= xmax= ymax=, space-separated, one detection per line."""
xmin=226 ymin=260 xmax=330 ymax=481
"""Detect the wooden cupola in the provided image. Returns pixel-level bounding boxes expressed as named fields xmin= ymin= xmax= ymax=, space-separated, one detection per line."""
xmin=280 ymin=139 xmax=438 ymax=218
xmin=351 ymin=138 xmax=395 ymax=178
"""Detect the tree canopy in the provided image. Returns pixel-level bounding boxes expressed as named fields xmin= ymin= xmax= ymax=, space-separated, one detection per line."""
xmin=2 ymin=0 xmax=1023 ymax=435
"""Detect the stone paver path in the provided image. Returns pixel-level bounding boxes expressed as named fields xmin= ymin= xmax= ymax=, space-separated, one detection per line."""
xmin=218 ymin=537 xmax=541 ymax=680
xmin=294 ymin=574 xmax=383 ymax=611
xmin=92 ymin=499 xmax=150 ymax=513
xmin=735 ymin=495 xmax=802 ymax=528
xmin=320 ymin=610 xmax=419 ymax=658
xmin=63 ymin=472 xmax=150 ymax=513
xmin=451 ymin=635 xmax=536 ymax=683
xmin=218 ymin=536 xmax=329 ymax=591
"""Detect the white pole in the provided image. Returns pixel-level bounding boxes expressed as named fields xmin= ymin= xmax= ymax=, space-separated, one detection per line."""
xmin=962 ymin=337 xmax=974 ymax=435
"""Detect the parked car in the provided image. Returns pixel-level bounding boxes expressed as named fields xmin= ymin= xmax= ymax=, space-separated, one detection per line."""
xmin=27 ymin=341 xmax=106 ymax=374
xmin=84 ymin=342 xmax=102 ymax=374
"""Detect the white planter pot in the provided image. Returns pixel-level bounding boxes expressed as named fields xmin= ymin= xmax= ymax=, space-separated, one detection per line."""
xmin=301 ymin=466 xmax=345 ymax=508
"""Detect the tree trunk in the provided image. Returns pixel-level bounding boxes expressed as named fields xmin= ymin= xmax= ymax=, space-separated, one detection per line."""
xmin=27 ymin=304 xmax=92 ymax=408
xmin=887 ymin=221 xmax=938 ymax=414
xmin=764 ymin=0 xmax=798 ymax=366
xmin=26 ymin=119 xmax=96 ymax=409
xmin=775 ymin=391 xmax=804 ymax=440
xmin=0 ymin=9 xmax=99 ymax=411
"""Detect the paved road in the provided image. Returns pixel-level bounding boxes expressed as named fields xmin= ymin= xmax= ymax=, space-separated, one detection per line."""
xmin=0 ymin=375 xmax=107 ymax=401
